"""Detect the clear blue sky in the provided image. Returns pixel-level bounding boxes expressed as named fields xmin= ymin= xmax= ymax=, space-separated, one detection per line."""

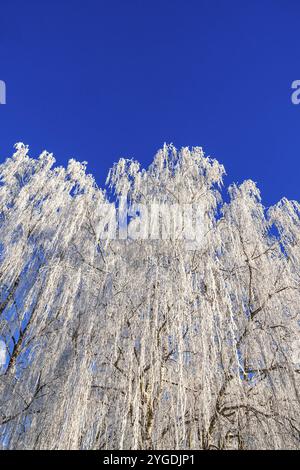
xmin=0 ymin=0 xmax=300 ymax=205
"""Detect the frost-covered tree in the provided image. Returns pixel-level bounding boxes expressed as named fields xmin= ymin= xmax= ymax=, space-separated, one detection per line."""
xmin=0 ymin=143 xmax=299 ymax=450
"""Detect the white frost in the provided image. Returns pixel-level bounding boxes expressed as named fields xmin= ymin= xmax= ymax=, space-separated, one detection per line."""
xmin=0 ymin=144 xmax=299 ymax=450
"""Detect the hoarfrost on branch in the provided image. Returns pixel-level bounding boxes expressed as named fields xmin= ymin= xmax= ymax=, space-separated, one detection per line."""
xmin=0 ymin=143 xmax=299 ymax=449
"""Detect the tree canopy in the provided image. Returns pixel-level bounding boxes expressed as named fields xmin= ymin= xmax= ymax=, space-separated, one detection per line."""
xmin=0 ymin=143 xmax=299 ymax=449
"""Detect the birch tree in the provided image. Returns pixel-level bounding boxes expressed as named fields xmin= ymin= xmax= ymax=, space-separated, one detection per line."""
xmin=0 ymin=143 xmax=299 ymax=449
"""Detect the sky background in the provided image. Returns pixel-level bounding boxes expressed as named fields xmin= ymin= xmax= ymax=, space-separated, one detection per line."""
xmin=0 ymin=0 xmax=300 ymax=206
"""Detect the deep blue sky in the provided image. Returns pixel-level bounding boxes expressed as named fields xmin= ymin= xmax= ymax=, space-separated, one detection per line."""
xmin=0 ymin=0 xmax=300 ymax=206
